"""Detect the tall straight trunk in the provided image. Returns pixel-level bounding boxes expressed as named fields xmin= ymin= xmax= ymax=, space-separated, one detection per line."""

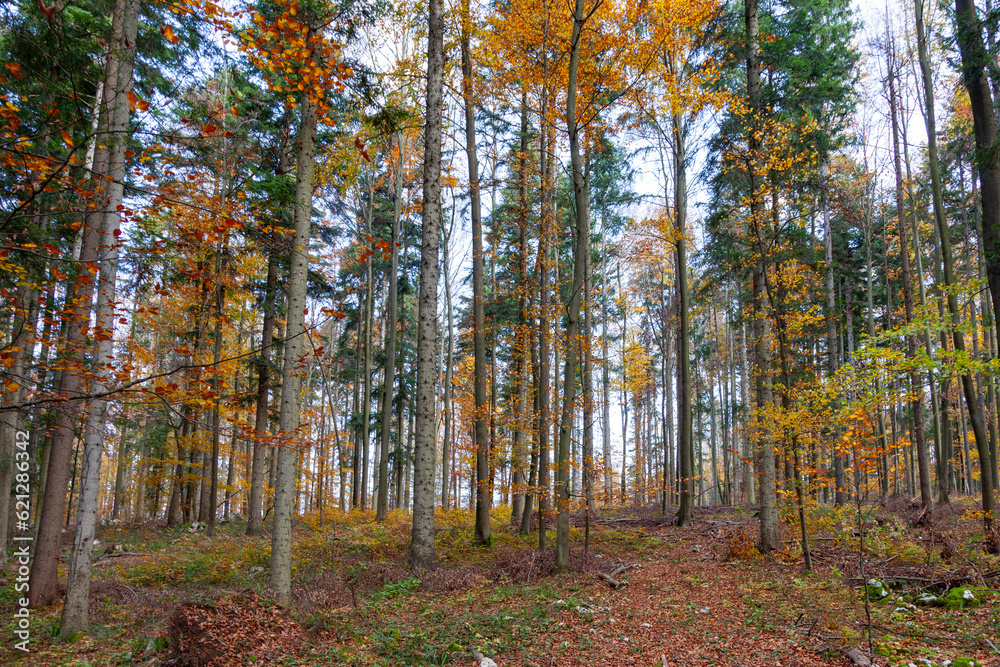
xmin=978 ymin=201 xmax=1000 ymax=491
xmin=511 ymin=93 xmax=530 ymax=521
xmin=461 ymin=3 xmax=490 ymax=543
xmin=0 ymin=285 xmax=37 ymax=570
xmin=954 ymin=0 xmax=999 ymax=548
xmin=709 ymin=370 xmax=719 ymax=504
xmin=674 ymin=112 xmax=693 ymax=527
xmin=919 ymin=0 xmax=984 ymax=504
xmin=557 ymin=0 xmax=589 ymax=569
xmin=721 ymin=321 xmax=732 ymax=504
xmin=110 ymin=322 xmax=136 ymax=520
xmin=658 ymin=284 xmax=675 ymax=508
xmin=902 ymin=102 xmax=945 ymax=504
xmin=360 ymin=256 xmax=374 ymax=509
xmin=441 ymin=214 xmax=455 ymax=509
xmin=207 ymin=233 xmax=227 ymax=538
xmin=60 ymin=0 xmax=138 ymax=632
xmin=746 ymin=0 xmax=778 ymax=552
xmin=376 ymin=133 xmax=405 ymax=521
xmin=601 ymin=215 xmax=612 ymax=503
xmin=583 ymin=212 xmax=595 ymax=512
xmin=351 ymin=286 xmax=363 ymax=508
xmin=269 ymin=88 xmax=318 ymax=606
xmin=248 ymin=249 xmax=279 ymax=535
xmin=534 ymin=84 xmax=553 ymax=549
xmin=887 ymin=51 xmax=933 ymax=512
xmin=739 ymin=323 xmax=754 ymax=504
xmin=619 ymin=265 xmax=629 ymax=503
xmin=519 ymin=296 xmax=540 ymax=535
xmin=410 ymin=0 xmax=444 ymax=569
xmin=823 ymin=162 xmax=846 ymax=506
xmin=31 ymin=0 xmax=137 ymax=608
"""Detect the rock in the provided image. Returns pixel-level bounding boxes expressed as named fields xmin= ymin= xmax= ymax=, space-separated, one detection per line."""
xmin=472 ymin=650 xmax=498 ymax=667
xmin=865 ymin=579 xmax=889 ymax=601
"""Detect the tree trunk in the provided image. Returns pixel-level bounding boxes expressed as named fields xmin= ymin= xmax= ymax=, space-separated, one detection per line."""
xmin=953 ymin=0 xmax=999 ymax=549
xmin=746 ymin=0 xmax=778 ymax=553
xmin=361 ymin=254 xmax=374 ymax=509
xmin=511 ymin=93 xmax=530 ymax=521
xmin=531 ymin=85 xmax=553 ymax=548
xmin=59 ymin=0 xmax=138 ymax=631
xmin=248 ymin=249 xmax=279 ymax=535
xmin=269 ymin=88 xmax=317 ymax=605
xmin=557 ymin=0 xmax=589 ymax=569
xmin=30 ymin=0 xmax=137 ymax=608
xmin=823 ymin=162 xmax=846 ymax=507
xmin=207 ymin=234 xmax=227 ymax=538
xmin=410 ymin=0 xmax=444 ymax=569
xmin=887 ymin=48 xmax=933 ymax=513
xmin=461 ymin=2 xmax=491 ymax=543
xmin=674 ymin=111 xmax=693 ymax=527
xmin=583 ymin=206 xmax=595 ymax=512
xmin=376 ymin=132 xmax=405 ymax=521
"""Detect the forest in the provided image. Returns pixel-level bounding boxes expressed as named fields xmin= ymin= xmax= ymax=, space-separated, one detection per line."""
xmin=1 ymin=0 xmax=999 ymax=665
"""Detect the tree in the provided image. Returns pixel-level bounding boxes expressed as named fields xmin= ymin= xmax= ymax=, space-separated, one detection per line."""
xmin=953 ymin=0 xmax=999 ymax=552
xmin=29 ymin=0 xmax=142 ymax=608
xmin=60 ymin=0 xmax=139 ymax=634
xmin=745 ymin=0 xmax=779 ymax=554
xmin=461 ymin=0 xmax=491 ymax=545
xmin=410 ymin=0 xmax=444 ymax=570
xmin=555 ymin=0 xmax=592 ymax=571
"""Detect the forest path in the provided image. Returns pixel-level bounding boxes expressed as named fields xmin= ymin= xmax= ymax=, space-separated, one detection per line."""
xmin=492 ymin=522 xmax=853 ymax=667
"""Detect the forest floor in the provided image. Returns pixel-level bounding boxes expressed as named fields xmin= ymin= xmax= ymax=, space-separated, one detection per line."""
xmin=1 ymin=496 xmax=998 ymax=667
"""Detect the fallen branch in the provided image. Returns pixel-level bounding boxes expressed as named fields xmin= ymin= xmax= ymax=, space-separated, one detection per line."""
xmin=99 ymin=551 xmax=146 ymax=558
xmin=93 ymin=551 xmax=147 ymax=565
xmin=597 ymin=572 xmax=621 ymax=589
xmin=843 ymin=647 xmax=871 ymax=666
xmin=610 ymin=563 xmax=637 ymax=577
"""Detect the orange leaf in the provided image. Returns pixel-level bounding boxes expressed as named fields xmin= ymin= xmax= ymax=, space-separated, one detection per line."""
xmin=126 ymin=90 xmax=138 ymax=110
xmin=60 ymin=129 xmax=72 ymax=147
xmin=202 ymin=124 xmax=217 ymax=134
xmin=161 ymin=25 xmax=179 ymax=44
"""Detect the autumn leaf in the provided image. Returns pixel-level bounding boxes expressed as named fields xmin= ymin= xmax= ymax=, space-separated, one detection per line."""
xmin=60 ymin=129 xmax=73 ymax=147
xmin=161 ymin=25 xmax=179 ymax=44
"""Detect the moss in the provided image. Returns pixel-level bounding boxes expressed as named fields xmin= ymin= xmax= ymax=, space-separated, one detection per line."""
xmin=947 ymin=658 xmax=981 ymax=667
xmin=865 ymin=578 xmax=890 ymax=601
xmin=940 ymin=587 xmax=988 ymax=609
